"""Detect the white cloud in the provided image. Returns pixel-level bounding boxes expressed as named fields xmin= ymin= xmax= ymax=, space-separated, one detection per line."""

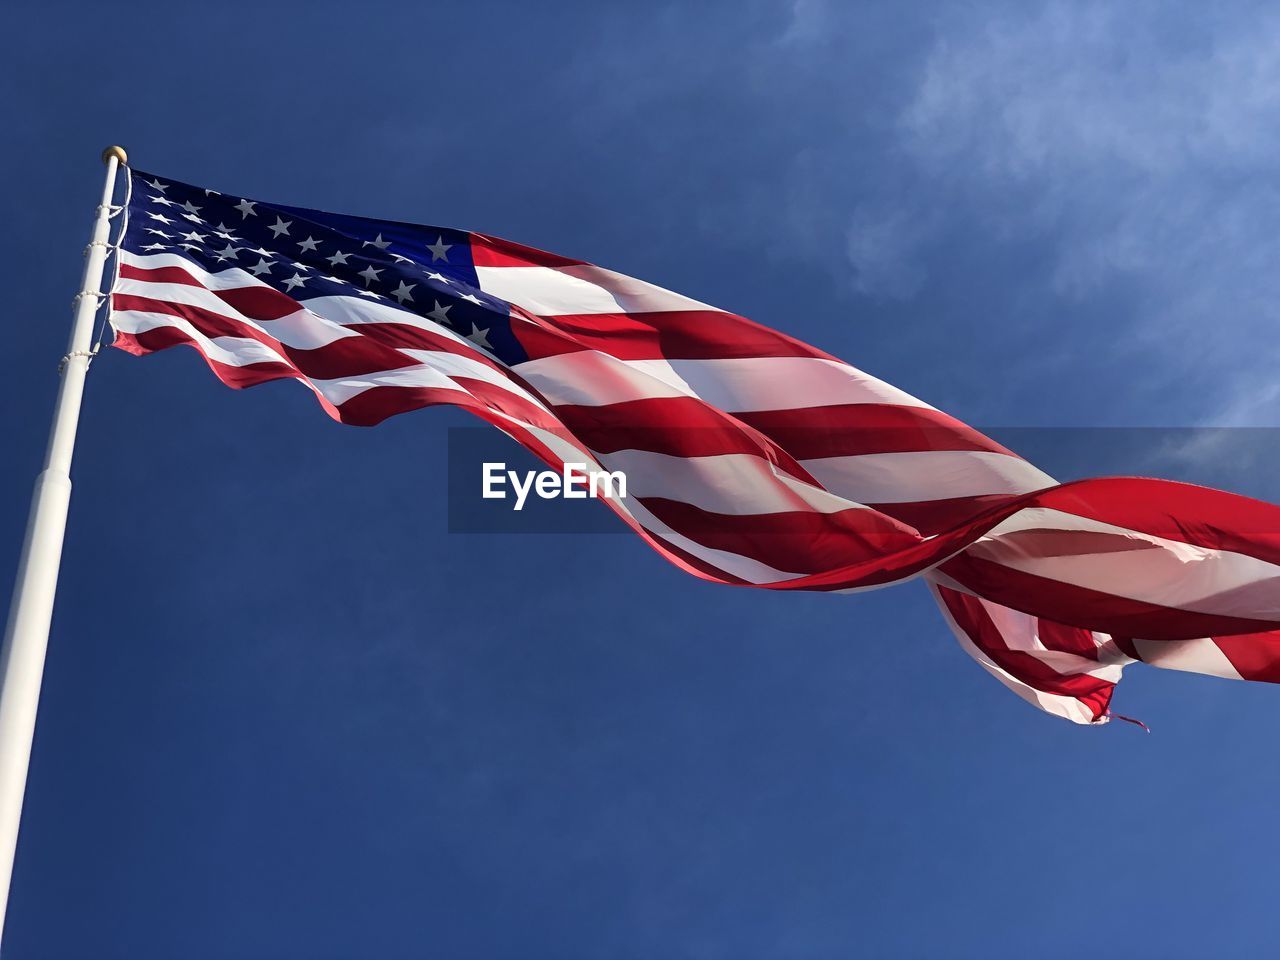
xmin=779 ymin=0 xmax=830 ymax=47
xmin=561 ymin=2 xmax=1280 ymax=425
xmin=845 ymin=204 xmax=931 ymax=298
xmin=895 ymin=2 xmax=1280 ymax=424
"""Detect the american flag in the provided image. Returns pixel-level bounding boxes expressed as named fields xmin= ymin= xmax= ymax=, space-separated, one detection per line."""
xmin=109 ymin=167 xmax=1280 ymax=726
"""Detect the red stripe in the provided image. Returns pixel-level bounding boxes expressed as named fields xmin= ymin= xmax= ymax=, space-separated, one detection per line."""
xmin=637 ymin=530 xmax=751 ymax=586
xmin=331 ymin=384 xmax=482 ymax=427
xmin=113 ymin=294 xmax=421 ymax=380
xmin=551 ymin=397 xmax=814 ymax=479
xmin=737 ymin=404 xmax=1015 ymax=459
xmin=513 ymin=310 xmax=836 ymax=361
xmin=469 ymin=233 xmax=584 ymax=268
xmin=213 ymin=284 xmax=302 ymax=322
xmin=114 ymin=316 xmax=557 ymax=431
xmin=338 ymin=322 xmax=514 ymax=378
xmin=121 ymin=261 xmax=302 ymax=321
xmin=1209 ymin=632 xmax=1280 ymax=683
xmin=867 ymin=494 xmax=1022 ymax=536
xmin=113 ymin=329 xmax=298 ymax=390
xmin=638 ymin=498 xmax=922 ymax=576
xmin=1035 ymin=617 xmax=1102 ymax=661
xmin=937 ymin=586 xmax=1112 ymax=719
xmin=1119 ymin=632 xmax=1280 ymax=683
xmin=342 ymin=320 xmax=489 ymax=354
xmin=1036 ymin=477 xmax=1280 ymax=567
xmin=119 ymin=263 xmax=205 ymax=287
xmin=114 ymin=248 xmax=1280 ymax=707
xmin=281 ymin=337 xmax=420 ymax=380
xmin=114 ymin=292 xmax=250 ymax=341
xmin=1111 ymin=636 xmax=1141 ymax=661
xmin=333 ymin=376 xmax=562 ymax=432
xmin=941 ymin=553 xmax=1280 ymax=641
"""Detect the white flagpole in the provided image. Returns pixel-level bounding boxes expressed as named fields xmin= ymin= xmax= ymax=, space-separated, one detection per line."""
xmin=0 ymin=145 xmax=127 ymax=942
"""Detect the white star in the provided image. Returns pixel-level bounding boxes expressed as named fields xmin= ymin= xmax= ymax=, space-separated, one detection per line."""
xmin=357 ymin=289 xmax=380 ymax=298
xmin=249 ymin=259 xmax=273 ymax=276
xmin=358 ymin=264 xmax=383 ymax=286
xmin=427 ymin=300 xmax=452 ymax=323
xmin=390 ymin=253 xmax=412 ymax=264
xmin=143 ymin=243 xmax=168 ymax=251
xmin=147 ymin=212 xmax=173 ymax=225
xmin=326 ymin=250 xmax=351 ymax=266
xmin=149 ymin=195 xmax=175 ymax=207
xmin=180 ymin=200 xmax=201 ymax=215
xmin=215 ymin=244 xmax=239 ymax=260
xmin=269 ymin=217 xmax=292 ymax=238
xmin=182 ymin=212 xmax=205 ymax=224
xmin=362 ymin=233 xmax=391 ymax=251
xmin=204 ymin=188 xmax=221 ymax=196
xmin=249 ymin=245 xmax=274 ymax=257
xmin=466 ymin=324 xmax=492 ymax=350
xmin=179 ymin=243 xmax=200 ymax=252
xmin=425 ymin=271 xmax=451 ymax=285
xmin=460 ymin=293 xmax=484 ymax=306
xmin=283 ymin=274 xmax=306 ymax=292
xmin=426 ymin=236 xmax=452 ymax=261
xmin=145 ymin=228 xmax=172 ymax=238
xmin=181 ymin=231 xmax=206 ymax=243
xmin=145 ymin=178 xmax=168 ymax=193
xmin=390 ymin=281 xmax=415 ymax=304
xmin=298 ymin=236 xmax=321 ymax=253
xmin=322 ymin=274 xmax=346 ymax=284
xmin=234 ymin=199 xmax=257 ymax=218
xmin=213 ymin=229 xmax=238 ymax=241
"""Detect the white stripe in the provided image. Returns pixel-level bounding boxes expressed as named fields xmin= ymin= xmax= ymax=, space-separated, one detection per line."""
xmin=115 ymin=278 xmax=358 ymax=350
xmin=486 ymin=416 xmax=805 ymax=584
xmin=476 ymin=263 xmax=717 ymax=316
xmin=1132 ymin=637 xmax=1244 ymax=680
xmin=119 ymin=252 xmax=494 ymax=356
xmin=397 ymin=350 xmax=551 ymax=412
xmin=116 ymin=310 xmax=533 ymax=415
xmin=974 ymin=595 xmax=1124 ymax=682
xmin=301 ymin=293 xmax=469 ymax=344
xmin=664 ymin=358 xmax=934 ymax=413
xmin=515 ymin=351 xmax=691 ymax=406
xmin=595 ymin=449 xmax=865 ymax=518
xmin=928 ymin=580 xmax=1107 ymax=725
xmin=112 ymin=310 xmax=289 ymax=369
xmin=513 ymin=352 xmax=934 ymax=412
xmin=120 ymin=249 xmax=282 ymax=291
xmin=310 ymin=364 xmax=486 ymax=406
xmin=802 ymin=450 xmax=1054 ymax=504
xmin=972 ymin=507 xmax=1280 ymax=620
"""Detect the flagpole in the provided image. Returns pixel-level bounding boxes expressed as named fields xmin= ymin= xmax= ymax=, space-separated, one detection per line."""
xmin=0 ymin=146 xmax=126 ymax=942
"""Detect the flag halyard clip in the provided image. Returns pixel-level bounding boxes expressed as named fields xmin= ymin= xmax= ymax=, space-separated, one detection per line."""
xmin=58 ymin=348 xmax=99 ymax=374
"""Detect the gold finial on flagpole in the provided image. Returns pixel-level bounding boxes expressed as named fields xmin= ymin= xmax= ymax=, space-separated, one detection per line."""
xmin=101 ymin=145 xmax=128 ymax=167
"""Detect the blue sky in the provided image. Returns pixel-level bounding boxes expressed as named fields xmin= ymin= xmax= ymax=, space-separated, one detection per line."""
xmin=4 ymin=1 xmax=1280 ymax=957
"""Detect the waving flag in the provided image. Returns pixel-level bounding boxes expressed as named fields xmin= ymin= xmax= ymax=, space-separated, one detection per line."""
xmin=109 ymin=168 xmax=1280 ymax=726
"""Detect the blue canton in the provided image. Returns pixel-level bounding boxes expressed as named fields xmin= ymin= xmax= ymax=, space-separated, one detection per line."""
xmin=122 ymin=169 xmax=528 ymax=365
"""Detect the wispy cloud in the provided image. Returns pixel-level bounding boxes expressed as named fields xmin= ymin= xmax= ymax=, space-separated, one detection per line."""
xmin=561 ymin=2 xmax=1280 ymax=427
xmin=891 ymin=2 xmax=1280 ymax=424
xmin=844 ymin=204 xmax=933 ymax=298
